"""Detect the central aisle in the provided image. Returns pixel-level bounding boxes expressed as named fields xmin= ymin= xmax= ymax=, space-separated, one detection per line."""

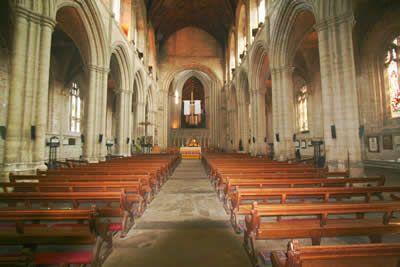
xmin=104 ymin=160 xmax=251 ymax=267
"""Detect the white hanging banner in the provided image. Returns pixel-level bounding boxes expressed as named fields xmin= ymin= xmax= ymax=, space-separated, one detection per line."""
xmin=183 ymin=100 xmax=191 ymax=115
xmin=194 ymin=100 xmax=201 ymax=115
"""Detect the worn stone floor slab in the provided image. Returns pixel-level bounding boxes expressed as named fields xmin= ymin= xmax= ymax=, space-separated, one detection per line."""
xmin=103 ymin=160 xmax=252 ymax=267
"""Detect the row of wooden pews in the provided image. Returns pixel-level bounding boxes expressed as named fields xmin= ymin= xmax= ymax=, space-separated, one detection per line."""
xmin=0 ymin=153 xmax=180 ymax=266
xmin=202 ymin=153 xmax=400 ymax=267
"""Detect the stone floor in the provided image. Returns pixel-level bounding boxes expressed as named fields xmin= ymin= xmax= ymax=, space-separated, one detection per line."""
xmin=103 ymin=160 xmax=252 ymax=267
xmin=103 ymin=164 xmax=400 ymax=267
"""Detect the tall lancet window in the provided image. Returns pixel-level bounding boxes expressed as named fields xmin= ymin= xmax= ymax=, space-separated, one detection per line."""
xmin=385 ymin=36 xmax=400 ymax=118
xmin=70 ymin=82 xmax=81 ymax=133
xmin=258 ymin=0 xmax=266 ymax=24
xmin=297 ymin=85 xmax=309 ymax=132
xmin=181 ymin=77 xmax=206 ymax=128
xmin=113 ymin=0 xmax=121 ymax=23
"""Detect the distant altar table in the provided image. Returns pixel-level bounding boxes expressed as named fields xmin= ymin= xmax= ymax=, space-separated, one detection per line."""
xmin=180 ymin=146 xmax=202 ymax=159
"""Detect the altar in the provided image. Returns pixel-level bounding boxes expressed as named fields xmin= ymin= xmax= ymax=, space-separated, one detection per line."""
xmin=180 ymin=138 xmax=202 ymax=159
xmin=180 ymin=146 xmax=202 ymax=159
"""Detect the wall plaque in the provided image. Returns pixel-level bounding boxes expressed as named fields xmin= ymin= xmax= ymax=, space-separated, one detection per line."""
xmin=368 ymin=136 xmax=379 ymax=153
xmin=383 ymin=135 xmax=393 ymax=150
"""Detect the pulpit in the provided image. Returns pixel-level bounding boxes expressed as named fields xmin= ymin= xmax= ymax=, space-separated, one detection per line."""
xmin=180 ymin=138 xmax=202 ymax=159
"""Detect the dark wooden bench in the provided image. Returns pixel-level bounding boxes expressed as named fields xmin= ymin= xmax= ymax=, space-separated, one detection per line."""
xmin=270 ymin=240 xmax=400 ymax=267
xmin=243 ymin=201 xmax=400 ymax=264
xmin=0 ymin=190 xmax=138 ymax=237
xmin=223 ymin=176 xmax=386 ymax=200
xmin=0 ymin=208 xmax=110 ymax=266
xmin=10 ymin=173 xmax=158 ymax=193
xmin=1 ymin=180 xmax=152 ymax=204
xmin=229 ymin=185 xmax=396 ymax=232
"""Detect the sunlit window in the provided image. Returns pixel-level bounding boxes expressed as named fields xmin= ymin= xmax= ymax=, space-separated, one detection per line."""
xmin=385 ymin=36 xmax=400 ymax=118
xmin=258 ymin=0 xmax=266 ymax=24
xmin=297 ymin=86 xmax=308 ymax=132
xmin=113 ymin=0 xmax=121 ymax=23
xmin=70 ymin=82 xmax=81 ymax=133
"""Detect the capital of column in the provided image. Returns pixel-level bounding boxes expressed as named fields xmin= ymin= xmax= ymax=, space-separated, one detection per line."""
xmin=251 ymin=87 xmax=267 ymax=96
xmin=87 ymin=65 xmax=110 ymax=74
xmin=271 ymin=65 xmax=294 ymax=75
xmin=314 ymin=12 xmax=355 ymax=32
xmin=114 ymin=88 xmax=131 ymax=95
xmin=14 ymin=6 xmax=56 ymax=29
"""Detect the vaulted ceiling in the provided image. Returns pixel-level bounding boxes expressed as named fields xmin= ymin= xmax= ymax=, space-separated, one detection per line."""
xmin=146 ymin=0 xmax=238 ymax=44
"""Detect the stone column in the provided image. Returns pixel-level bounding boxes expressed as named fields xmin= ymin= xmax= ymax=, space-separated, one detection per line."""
xmin=159 ymin=90 xmax=168 ymax=149
xmin=126 ymin=90 xmax=133 ymax=155
xmin=271 ymin=66 xmax=295 ymax=160
xmin=99 ymin=67 xmax=109 ymax=161
xmin=33 ymin=18 xmax=56 ymax=169
xmin=115 ymin=89 xmax=126 ymax=155
xmin=251 ymin=89 xmax=267 ymax=155
xmin=4 ymin=9 xmax=29 ymax=172
xmin=136 ymin=101 xmax=146 ymax=136
xmin=316 ymin=14 xmax=363 ymax=176
xmin=83 ymin=66 xmax=108 ymax=162
xmin=83 ymin=67 xmax=98 ymax=162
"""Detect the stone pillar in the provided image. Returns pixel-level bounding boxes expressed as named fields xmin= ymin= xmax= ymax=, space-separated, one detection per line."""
xmin=115 ymin=89 xmax=126 ymax=155
xmin=316 ymin=14 xmax=363 ymax=176
xmin=238 ymin=100 xmax=250 ymax=152
xmin=3 ymin=7 xmax=56 ymax=176
xmin=136 ymin=101 xmax=146 ymax=136
xmin=98 ymin=67 xmax=109 ymax=161
xmin=271 ymin=66 xmax=295 ymax=160
xmin=84 ymin=66 xmax=108 ymax=162
xmin=126 ymin=90 xmax=133 ymax=155
xmin=251 ymin=89 xmax=267 ymax=155
xmin=159 ymin=90 xmax=168 ymax=149
xmin=4 ymin=9 xmax=30 ymax=172
xmin=33 ymin=18 xmax=55 ymax=169
xmin=83 ymin=67 xmax=97 ymax=162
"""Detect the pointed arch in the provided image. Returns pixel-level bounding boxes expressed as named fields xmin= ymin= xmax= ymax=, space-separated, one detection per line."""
xmin=110 ymin=41 xmax=133 ymax=92
xmin=269 ymin=0 xmax=315 ymax=68
xmin=55 ymin=0 xmax=107 ymax=68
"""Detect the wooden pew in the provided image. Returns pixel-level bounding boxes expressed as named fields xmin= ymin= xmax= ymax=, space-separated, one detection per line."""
xmin=0 ymin=190 xmax=138 ymax=237
xmin=0 ymin=180 xmax=152 ymax=205
xmin=270 ymin=240 xmax=400 ymax=267
xmin=229 ymin=185 xmax=397 ymax=232
xmin=10 ymin=173 xmax=158 ymax=194
xmin=0 ymin=249 xmax=32 ymax=266
xmin=243 ymin=201 xmax=400 ymax=264
xmin=0 ymin=208 xmax=110 ymax=266
xmin=223 ymin=176 xmax=386 ymax=200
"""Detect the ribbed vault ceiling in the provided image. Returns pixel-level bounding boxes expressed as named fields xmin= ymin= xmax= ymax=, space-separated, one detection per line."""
xmin=146 ymin=0 xmax=237 ymax=44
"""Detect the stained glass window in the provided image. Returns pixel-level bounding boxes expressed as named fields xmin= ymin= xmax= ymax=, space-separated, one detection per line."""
xmin=385 ymin=37 xmax=400 ymax=118
xmin=297 ymin=86 xmax=308 ymax=132
xmin=70 ymin=82 xmax=81 ymax=133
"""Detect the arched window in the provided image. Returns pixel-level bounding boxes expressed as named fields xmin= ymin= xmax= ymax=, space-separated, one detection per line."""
xmin=70 ymin=82 xmax=81 ymax=133
xmin=297 ymin=85 xmax=308 ymax=132
xmin=258 ymin=0 xmax=266 ymax=24
xmin=181 ymin=77 xmax=206 ymax=128
xmin=113 ymin=0 xmax=121 ymax=23
xmin=385 ymin=36 xmax=400 ymax=118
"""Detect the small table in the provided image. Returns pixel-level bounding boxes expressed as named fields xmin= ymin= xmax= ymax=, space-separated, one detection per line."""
xmin=180 ymin=146 xmax=202 ymax=159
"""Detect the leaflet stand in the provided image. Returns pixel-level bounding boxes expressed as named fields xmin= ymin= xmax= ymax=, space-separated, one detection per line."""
xmin=48 ymin=136 xmax=60 ymax=169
